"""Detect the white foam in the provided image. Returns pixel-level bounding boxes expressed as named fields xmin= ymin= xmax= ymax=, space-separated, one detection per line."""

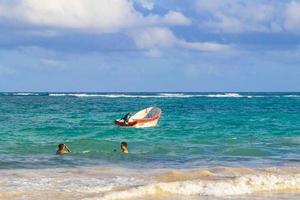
xmin=96 ymin=173 xmax=300 ymax=200
xmin=45 ymin=93 xmax=300 ymax=98
xmin=0 ymin=170 xmax=146 ymax=195
xmin=4 ymin=93 xmax=299 ymax=98
xmin=207 ymin=93 xmax=244 ymax=98
xmin=1 ymin=167 xmax=300 ymax=200
xmin=48 ymin=93 xmax=194 ymax=98
xmin=49 ymin=93 xmax=108 ymax=97
xmin=284 ymin=95 xmax=300 ymax=98
xmin=13 ymin=92 xmax=39 ymax=96
xmin=159 ymin=93 xmax=193 ymax=98
xmin=48 ymin=93 xmax=66 ymax=96
xmin=47 ymin=93 xmax=244 ymax=98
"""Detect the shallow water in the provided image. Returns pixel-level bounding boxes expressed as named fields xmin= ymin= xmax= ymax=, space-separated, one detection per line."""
xmin=0 ymin=92 xmax=299 ymax=199
xmin=0 ymin=92 xmax=299 ymax=169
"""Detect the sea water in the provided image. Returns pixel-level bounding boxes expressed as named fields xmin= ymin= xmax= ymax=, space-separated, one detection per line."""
xmin=0 ymin=92 xmax=299 ymax=199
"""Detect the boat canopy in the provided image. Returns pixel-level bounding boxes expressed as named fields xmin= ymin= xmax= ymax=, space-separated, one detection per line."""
xmin=115 ymin=107 xmax=162 ymax=128
xmin=144 ymin=107 xmax=161 ymax=119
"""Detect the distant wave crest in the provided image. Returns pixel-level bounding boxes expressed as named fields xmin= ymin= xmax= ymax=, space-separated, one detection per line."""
xmin=283 ymin=95 xmax=300 ymax=98
xmin=207 ymin=93 xmax=244 ymax=98
xmin=48 ymin=92 xmax=250 ymax=98
xmin=48 ymin=93 xmax=194 ymax=98
xmin=1 ymin=92 xmax=300 ymax=98
xmin=12 ymin=92 xmax=39 ymax=96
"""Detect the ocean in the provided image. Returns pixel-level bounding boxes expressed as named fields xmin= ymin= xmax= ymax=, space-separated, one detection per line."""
xmin=0 ymin=92 xmax=299 ymax=199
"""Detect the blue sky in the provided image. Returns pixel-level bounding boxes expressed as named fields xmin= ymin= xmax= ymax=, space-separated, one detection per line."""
xmin=0 ymin=0 xmax=300 ymax=92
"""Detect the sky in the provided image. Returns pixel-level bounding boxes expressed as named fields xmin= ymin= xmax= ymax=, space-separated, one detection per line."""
xmin=0 ymin=0 xmax=300 ymax=92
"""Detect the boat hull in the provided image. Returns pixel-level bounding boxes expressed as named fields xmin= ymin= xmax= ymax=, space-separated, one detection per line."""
xmin=115 ymin=107 xmax=161 ymax=128
xmin=114 ymin=118 xmax=159 ymax=128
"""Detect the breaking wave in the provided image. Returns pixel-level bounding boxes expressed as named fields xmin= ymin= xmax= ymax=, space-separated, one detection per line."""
xmin=98 ymin=174 xmax=300 ymax=199
xmin=48 ymin=93 xmax=251 ymax=98
xmin=88 ymin=167 xmax=300 ymax=200
xmin=206 ymin=93 xmax=244 ymax=98
xmin=12 ymin=92 xmax=40 ymax=96
xmin=48 ymin=93 xmax=194 ymax=98
xmin=283 ymin=95 xmax=300 ymax=98
xmin=158 ymin=93 xmax=193 ymax=98
xmin=49 ymin=93 xmax=159 ymax=98
xmin=1 ymin=92 xmax=300 ymax=98
xmin=1 ymin=167 xmax=299 ymax=200
xmin=49 ymin=93 xmax=107 ymax=97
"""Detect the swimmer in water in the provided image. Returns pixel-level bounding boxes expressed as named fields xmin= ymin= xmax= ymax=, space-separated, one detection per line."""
xmin=121 ymin=141 xmax=128 ymax=153
xmin=56 ymin=143 xmax=71 ymax=155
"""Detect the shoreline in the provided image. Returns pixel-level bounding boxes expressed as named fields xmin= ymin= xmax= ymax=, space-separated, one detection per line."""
xmin=1 ymin=165 xmax=300 ymax=200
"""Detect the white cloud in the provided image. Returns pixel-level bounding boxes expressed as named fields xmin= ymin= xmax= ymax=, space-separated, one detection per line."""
xmin=130 ymin=27 xmax=177 ymax=49
xmin=284 ymin=1 xmax=300 ymax=32
xmin=134 ymin=0 xmax=154 ymax=10
xmin=179 ymin=41 xmax=231 ymax=51
xmin=130 ymin=27 xmax=232 ymax=53
xmin=162 ymin=11 xmax=191 ymax=26
xmin=0 ymin=0 xmax=233 ymax=54
xmin=0 ymin=0 xmax=191 ymax=33
xmin=0 ymin=0 xmax=143 ymax=33
xmin=195 ymin=0 xmax=283 ymax=33
xmin=0 ymin=0 xmax=201 ymax=54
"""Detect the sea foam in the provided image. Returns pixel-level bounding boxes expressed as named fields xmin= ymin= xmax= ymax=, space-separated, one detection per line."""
xmin=2 ymin=92 xmax=299 ymax=98
xmin=97 ymin=173 xmax=300 ymax=199
xmin=12 ymin=92 xmax=39 ymax=96
xmin=48 ymin=93 xmax=194 ymax=98
xmin=48 ymin=93 xmax=249 ymax=98
xmin=207 ymin=93 xmax=244 ymax=98
xmin=1 ymin=167 xmax=299 ymax=200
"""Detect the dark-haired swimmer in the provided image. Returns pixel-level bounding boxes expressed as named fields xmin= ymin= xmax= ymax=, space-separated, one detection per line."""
xmin=121 ymin=142 xmax=128 ymax=153
xmin=56 ymin=143 xmax=71 ymax=155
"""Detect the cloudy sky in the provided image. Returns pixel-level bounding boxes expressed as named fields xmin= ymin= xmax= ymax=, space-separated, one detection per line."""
xmin=0 ymin=0 xmax=300 ymax=92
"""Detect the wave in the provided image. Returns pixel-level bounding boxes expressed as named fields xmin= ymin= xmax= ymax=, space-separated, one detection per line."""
xmin=49 ymin=93 xmax=105 ymax=97
xmin=1 ymin=167 xmax=299 ymax=199
xmin=48 ymin=93 xmax=194 ymax=98
xmin=93 ymin=167 xmax=300 ymax=200
xmin=159 ymin=93 xmax=193 ymax=98
xmin=49 ymin=93 xmax=157 ymax=98
xmin=12 ymin=92 xmax=39 ymax=96
xmin=98 ymin=175 xmax=300 ymax=199
xmin=207 ymin=93 xmax=244 ymax=98
xmin=1 ymin=93 xmax=300 ymax=98
xmin=48 ymin=93 xmax=251 ymax=98
xmin=283 ymin=95 xmax=300 ymax=98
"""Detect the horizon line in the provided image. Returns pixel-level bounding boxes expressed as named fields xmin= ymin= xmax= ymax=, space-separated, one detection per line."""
xmin=1 ymin=91 xmax=300 ymax=93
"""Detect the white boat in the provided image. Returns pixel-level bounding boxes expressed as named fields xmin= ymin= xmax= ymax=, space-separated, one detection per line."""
xmin=114 ymin=107 xmax=162 ymax=128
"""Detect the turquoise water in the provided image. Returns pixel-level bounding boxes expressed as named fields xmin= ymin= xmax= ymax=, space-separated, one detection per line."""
xmin=0 ymin=92 xmax=299 ymax=169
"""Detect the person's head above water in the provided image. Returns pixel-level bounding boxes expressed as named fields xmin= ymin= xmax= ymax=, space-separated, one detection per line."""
xmin=58 ymin=143 xmax=65 ymax=150
xmin=121 ymin=142 xmax=128 ymax=153
xmin=56 ymin=143 xmax=71 ymax=155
